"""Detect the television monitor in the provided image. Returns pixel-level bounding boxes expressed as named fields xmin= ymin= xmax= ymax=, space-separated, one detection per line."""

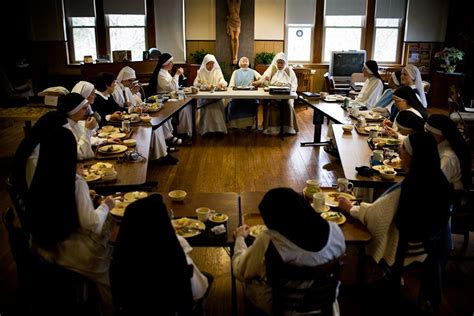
xmin=329 ymin=50 xmax=366 ymax=84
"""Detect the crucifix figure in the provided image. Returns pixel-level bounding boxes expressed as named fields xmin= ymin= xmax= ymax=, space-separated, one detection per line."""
xmin=227 ymin=0 xmax=241 ymax=65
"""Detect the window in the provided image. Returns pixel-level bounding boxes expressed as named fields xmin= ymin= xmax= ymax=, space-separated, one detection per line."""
xmin=373 ymin=19 xmax=401 ymax=62
xmin=70 ymin=17 xmax=97 ymax=63
xmin=373 ymin=0 xmax=406 ymax=63
xmin=107 ymin=15 xmax=146 ymax=61
xmin=323 ymin=15 xmax=364 ymax=62
xmin=64 ymin=0 xmax=147 ymax=64
xmin=287 ymin=26 xmax=313 ymax=62
xmin=285 ymin=0 xmax=316 ymax=63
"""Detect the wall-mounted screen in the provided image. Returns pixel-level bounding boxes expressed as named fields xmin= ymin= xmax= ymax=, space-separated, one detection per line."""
xmin=330 ymin=50 xmax=366 ymax=84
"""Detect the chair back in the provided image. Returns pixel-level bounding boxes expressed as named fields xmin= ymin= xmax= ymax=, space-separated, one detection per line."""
xmin=265 ymin=241 xmax=341 ymax=316
xmin=3 ymin=207 xmax=97 ymax=315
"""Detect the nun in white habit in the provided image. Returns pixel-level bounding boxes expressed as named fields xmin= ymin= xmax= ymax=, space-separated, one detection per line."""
xmin=57 ymin=92 xmax=96 ymax=160
xmin=354 ymin=60 xmax=384 ymax=109
xmin=112 ymin=66 xmax=143 ymax=111
xmin=401 ymin=64 xmax=428 ymax=108
xmin=259 ymin=52 xmax=298 ymax=135
xmin=193 ymin=54 xmax=228 ymax=135
xmin=153 ymin=53 xmax=193 ymax=138
xmin=72 ymin=81 xmax=96 ymax=105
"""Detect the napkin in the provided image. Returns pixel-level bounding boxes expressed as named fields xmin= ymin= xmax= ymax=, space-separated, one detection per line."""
xmin=211 ymin=224 xmax=226 ymax=235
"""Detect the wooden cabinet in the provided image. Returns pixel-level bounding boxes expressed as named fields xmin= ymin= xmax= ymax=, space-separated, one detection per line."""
xmin=429 ymin=71 xmax=465 ymax=108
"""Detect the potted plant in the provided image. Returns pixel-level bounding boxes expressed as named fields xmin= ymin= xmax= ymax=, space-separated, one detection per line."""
xmin=434 ymin=47 xmax=465 ymax=73
xmin=190 ymin=49 xmax=208 ymax=65
xmin=255 ymin=52 xmax=275 ymax=74
xmin=255 ymin=52 xmax=275 ymax=65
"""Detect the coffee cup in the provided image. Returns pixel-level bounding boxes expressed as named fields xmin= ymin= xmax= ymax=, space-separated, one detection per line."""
xmin=312 ymin=192 xmax=326 ymax=213
xmin=196 ymin=207 xmax=211 ymax=222
xmin=337 ymin=178 xmax=353 ymax=192
xmin=320 ymin=92 xmax=329 ymax=99
xmin=170 ymin=91 xmax=178 ymax=99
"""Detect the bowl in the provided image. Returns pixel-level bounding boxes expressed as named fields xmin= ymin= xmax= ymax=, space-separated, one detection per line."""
xmin=342 ymin=125 xmax=353 ymax=133
xmin=123 ymin=139 xmax=137 ymax=147
xmin=380 ymin=169 xmax=397 ymax=180
xmin=168 ymin=190 xmax=187 ymax=202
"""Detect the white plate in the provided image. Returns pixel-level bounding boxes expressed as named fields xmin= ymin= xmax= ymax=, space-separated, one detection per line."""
xmin=98 ymin=144 xmax=128 ymax=154
xmin=90 ymin=162 xmax=113 ymax=171
xmin=172 ymin=218 xmax=206 ymax=238
xmin=249 ymin=225 xmax=268 ymax=238
xmin=324 ymin=192 xmax=355 ymax=207
xmin=209 ymin=213 xmax=228 ymax=223
xmin=108 ymin=132 xmax=127 ymax=139
xmin=320 ymin=211 xmax=346 ymax=225
xmin=83 ymin=173 xmax=101 ymax=182
xmin=124 ymin=191 xmax=148 ymax=202
xmin=372 ymin=165 xmax=394 ymax=172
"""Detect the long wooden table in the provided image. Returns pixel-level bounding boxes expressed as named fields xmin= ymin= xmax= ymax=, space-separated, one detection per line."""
xmin=300 ymin=98 xmax=355 ymax=146
xmin=190 ymin=87 xmax=297 ymax=100
xmin=332 ymin=124 xmax=404 ymax=188
xmin=149 ymin=97 xmax=193 ymax=129
xmin=159 ymin=192 xmax=240 ymax=247
xmin=83 ymin=125 xmax=152 ymax=191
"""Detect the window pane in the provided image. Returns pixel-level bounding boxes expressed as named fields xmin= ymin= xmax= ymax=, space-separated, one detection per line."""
xmin=72 ymin=28 xmax=97 ymax=62
xmin=109 ymin=27 xmax=146 ymax=61
xmin=71 ymin=17 xmax=95 ymax=27
xmin=323 ymin=28 xmax=361 ymax=61
xmin=373 ymin=28 xmax=399 ymax=62
xmin=325 ymin=15 xmax=364 ymax=27
xmin=287 ymin=26 xmax=312 ymax=62
xmin=108 ymin=14 xmax=145 ymax=26
xmin=375 ymin=18 xmax=399 ymax=27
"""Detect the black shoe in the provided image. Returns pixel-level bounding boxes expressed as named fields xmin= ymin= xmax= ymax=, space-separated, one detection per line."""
xmin=323 ymin=144 xmax=340 ymax=158
xmin=158 ymin=154 xmax=179 ymax=165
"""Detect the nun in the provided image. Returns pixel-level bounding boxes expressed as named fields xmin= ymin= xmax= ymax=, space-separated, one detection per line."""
xmin=148 ymin=52 xmax=192 ymax=140
xmin=57 ymin=92 xmax=96 ymax=160
xmin=227 ymin=57 xmax=262 ymax=129
xmin=354 ymin=60 xmax=384 ymax=108
xmin=112 ymin=66 xmax=142 ymax=111
xmin=401 ymin=64 xmax=428 ymax=108
xmin=193 ymin=54 xmax=228 ymax=135
xmin=72 ymin=80 xmax=96 ymax=105
xmin=259 ymin=52 xmax=298 ymax=135
xmin=373 ymin=71 xmax=401 ymax=117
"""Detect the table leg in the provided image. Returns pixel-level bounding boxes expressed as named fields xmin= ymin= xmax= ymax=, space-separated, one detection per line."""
xmin=279 ymin=101 xmax=284 ymax=140
xmin=300 ymin=110 xmax=329 ymax=146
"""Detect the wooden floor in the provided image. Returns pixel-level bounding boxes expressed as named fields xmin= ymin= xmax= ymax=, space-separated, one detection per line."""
xmin=0 ymin=105 xmax=473 ymax=315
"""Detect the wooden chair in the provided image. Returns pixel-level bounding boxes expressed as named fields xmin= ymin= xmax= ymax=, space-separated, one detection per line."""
xmin=451 ymin=187 xmax=474 ymax=252
xmin=294 ymin=68 xmax=312 ymax=94
xmin=265 ymin=241 xmax=342 ymax=316
xmin=3 ymin=207 xmax=98 ymax=315
xmin=323 ymin=72 xmax=349 ymax=95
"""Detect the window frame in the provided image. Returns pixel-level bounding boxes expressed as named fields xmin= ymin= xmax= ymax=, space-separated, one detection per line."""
xmin=65 ymin=1 xmax=152 ymax=65
xmin=66 ymin=17 xmax=98 ymax=64
xmin=285 ymin=24 xmax=314 ymax=63
xmin=105 ymin=14 xmax=148 ymax=61
xmin=373 ymin=18 xmax=405 ymax=64
xmin=322 ymin=17 xmax=365 ymax=62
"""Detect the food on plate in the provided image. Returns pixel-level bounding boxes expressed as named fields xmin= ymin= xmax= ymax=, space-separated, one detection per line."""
xmin=210 ymin=212 xmax=228 ymax=223
xmin=124 ymin=191 xmax=148 ymax=202
xmin=324 ymin=192 xmax=355 ymax=207
xmin=110 ymin=113 xmax=122 ymax=121
xmin=171 ymin=218 xmax=206 ymax=238
xmin=372 ymin=165 xmax=394 ymax=172
xmin=107 ymin=145 xmax=117 ymax=152
xmin=384 ymin=157 xmax=402 ymax=169
xmin=90 ymin=162 xmax=113 ymax=170
xmin=320 ymin=211 xmax=346 ymax=225
xmin=249 ymin=225 xmax=268 ymax=238
xmin=365 ymin=125 xmax=384 ymax=132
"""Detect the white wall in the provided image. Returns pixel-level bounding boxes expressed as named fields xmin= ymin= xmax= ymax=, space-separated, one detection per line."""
xmin=405 ymin=0 xmax=449 ymax=42
xmin=255 ymin=0 xmax=285 ymax=40
xmin=185 ymin=0 xmax=216 ymax=40
xmin=155 ymin=0 xmax=186 ymax=63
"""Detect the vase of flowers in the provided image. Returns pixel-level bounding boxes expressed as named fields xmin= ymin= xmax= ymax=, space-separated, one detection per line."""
xmin=434 ymin=47 xmax=465 ymax=73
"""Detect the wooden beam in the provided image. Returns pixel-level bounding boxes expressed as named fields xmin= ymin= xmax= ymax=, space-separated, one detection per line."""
xmin=146 ymin=0 xmax=156 ymax=48
xmin=364 ymin=0 xmax=376 ymax=60
xmin=312 ymin=0 xmax=324 ymax=63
